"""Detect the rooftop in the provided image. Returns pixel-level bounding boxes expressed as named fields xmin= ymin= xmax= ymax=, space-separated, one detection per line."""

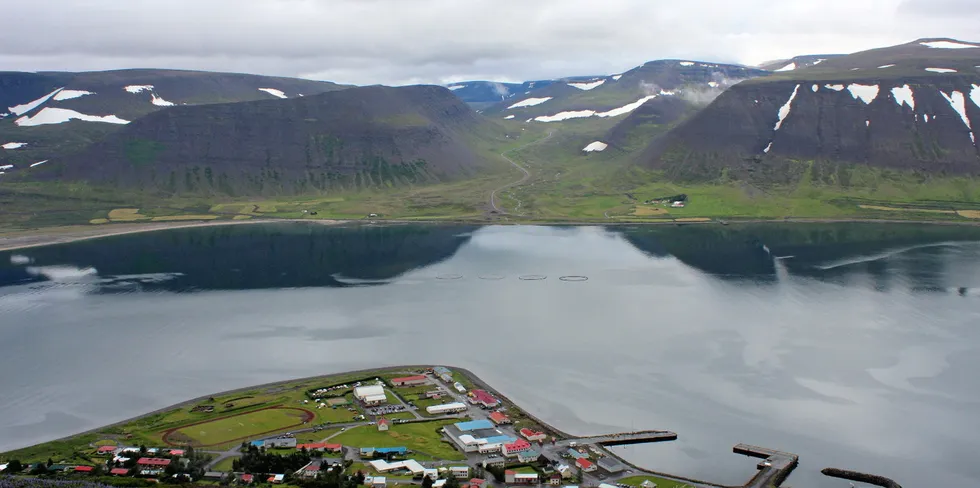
xmin=455 ymin=419 xmax=494 ymax=431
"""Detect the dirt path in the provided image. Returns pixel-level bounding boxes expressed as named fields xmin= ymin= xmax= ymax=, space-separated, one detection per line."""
xmin=489 ymin=130 xmax=554 ymax=215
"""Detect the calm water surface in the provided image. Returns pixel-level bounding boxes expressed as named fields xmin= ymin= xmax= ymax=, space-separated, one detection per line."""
xmin=2 ymin=223 xmax=979 ymax=487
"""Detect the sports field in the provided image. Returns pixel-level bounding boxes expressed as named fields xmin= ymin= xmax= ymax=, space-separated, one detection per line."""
xmin=162 ymin=406 xmax=314 ymax=447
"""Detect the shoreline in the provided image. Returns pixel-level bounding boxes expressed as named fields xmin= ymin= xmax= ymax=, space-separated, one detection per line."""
xmin=2 ymin=216 xmax=979 ymax=253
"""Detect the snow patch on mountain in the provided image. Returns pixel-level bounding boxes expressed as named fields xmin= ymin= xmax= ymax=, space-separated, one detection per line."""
xmin=2 ymin=142 xmax=27 ymax=149
xmin=0 ymin=164 xmax=12 ymax=170
xmin=447 ymin=85 xmax=465 ymax=91
xmin=775 ymin=62 xmax=796 ymax=72
xmin=612 ymin=74 xmax=623 ymax=81
xmin=763 ymin=142 xmax=773 ymax=153
xmin=921 ymin=41 xmax=978 ymax=49
xmin=971 ymin=84 xmax=980 ymax=108
xmin=568 ymin=80 xmax=605 ymax=90
xmin=9 ymin=88 xmax=64 ymax=115
xmin=891 ymin=85 xmax=915 ymax=111
xmin=504 ymin=115 xmax=515 ymax=119
xmin=258 ymin=88 xmax=287 ymax=99
xmin=53 ymin=90 xmax=95 ymax=101
xmin=709 ymin=81 xmax=719 ymax=88
xmin=940 ymin=90 xmax=975 ymax=143
xmin=877 ymin=64 xmax=895 ymax=69
xmin=508 ymin=97 xmax=552 ymax=109
xmin=14 ymin=108 xmax=130 ymax=126
xmin=582 ymin=141 xmax=608 ymax=152
xmin=659 ymin=89 xmax=676 ymax=96
xmin=533 ymin=95 xmax=656 ymax=122
xmin=679 ymin=61 xmax=694 ymax=67
xmin=124 ymin=85 xmax=154 ymax=94
xmin=813 ymin=59 xmax=826 ymax=65
xmin=151 ymin=93 xmax=175 ymax=106
xmin=773 ymin=84 xmax=801 ymax=132
xmin=30 ymin=160 xmax=49 ymax=167
xmin=847 ymin=84 xmax=879 ymax=104
xmin=825 ymin=84 xmax=845 ymax=91
xmin=925 ymin=68 xmax=957 ymax=73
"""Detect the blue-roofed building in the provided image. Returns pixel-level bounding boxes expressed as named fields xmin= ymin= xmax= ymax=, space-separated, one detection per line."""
xmin=433 ymin=367 xmax=451 ymax=376
xmin=376 ymin=447 xmax=407 ymax=454
xmin=567 ymin=448 xmax=587 ymax=459
xmin=251 ymin=441 xmax=265 ymax=447
xmin=455 ymin=419 xmax=494 ymax=432
xmin=483 ymin=435 xmax=516 ymax=444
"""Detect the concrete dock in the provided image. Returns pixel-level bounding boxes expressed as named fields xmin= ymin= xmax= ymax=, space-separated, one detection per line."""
xmin=734 ymin=443 xmax=799 ymax=488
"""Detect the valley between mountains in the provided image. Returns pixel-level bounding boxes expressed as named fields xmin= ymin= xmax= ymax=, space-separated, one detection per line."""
xmin=2 ymin=38 xmax=980 ymax=230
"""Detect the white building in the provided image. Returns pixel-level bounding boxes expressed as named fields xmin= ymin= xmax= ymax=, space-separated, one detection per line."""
xmin=449 ymin=466 xmax=469 ymax=478
xmin=368 ymin=459 xmax=425 ymax=476
xmin=426 ymin=402 xmax=467 ymax=415
xmin=354 ymin=385 xmax=387 ymax=405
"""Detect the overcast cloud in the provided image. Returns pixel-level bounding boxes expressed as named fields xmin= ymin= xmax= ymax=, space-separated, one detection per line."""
xmin=3 ymin=0 xmax=978 ymax=85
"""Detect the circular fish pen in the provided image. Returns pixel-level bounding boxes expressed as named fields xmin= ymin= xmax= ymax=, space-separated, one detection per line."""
xmin=478 ymin=275 xmax=506 ymax=280
xmin=435 ymin=274 xmax=463 ymax=280
xmin=559 ymin=275 xmax=588 ymax=282
xmin=519 ymin=275 xmax=548 ymax=281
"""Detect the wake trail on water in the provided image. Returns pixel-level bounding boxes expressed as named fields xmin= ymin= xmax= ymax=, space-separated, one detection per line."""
xmin=813 ymin=241 xmax=973 ymax=270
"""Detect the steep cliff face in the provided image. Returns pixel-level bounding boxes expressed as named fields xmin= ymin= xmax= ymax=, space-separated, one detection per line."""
xmin=641 ymin=39 xmax=980 ymax=183
xmin=47 ymin=85 xmax=501 ymax=194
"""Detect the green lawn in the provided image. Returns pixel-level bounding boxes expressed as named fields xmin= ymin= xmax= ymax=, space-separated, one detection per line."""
xmin=330 ymin=420 xmax=464 ymax=460
xmin=167 ymin=407 xmax=313 ymax=447
xmin=211 ymin=456 xmax=239 ymax=472
xmin=617 ymin=475 xmax=699 ymax=488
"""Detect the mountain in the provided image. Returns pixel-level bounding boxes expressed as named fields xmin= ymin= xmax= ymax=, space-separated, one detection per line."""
xmin=758 ymin=54 xmax=844 ymax=72
xmin=446 ymin=80 xmax=565 ymax=110
xmin=34 ymin=84 xmax=504 ymax=195
xmin=640 ymin=38 xmax=980 ymax=183
xmin=0 ymin=69 xmax=347 ymax=173
xmin=481 ymin=60 xmax=767 ymax=126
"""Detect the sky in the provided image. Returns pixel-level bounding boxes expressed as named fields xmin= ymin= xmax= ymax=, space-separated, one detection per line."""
xmin=3 ymin=0 xmax=978 ymax=86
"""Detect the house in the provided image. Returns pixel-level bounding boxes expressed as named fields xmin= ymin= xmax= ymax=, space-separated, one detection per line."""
xmin=596 ymin=456 xmax=626 ymax=473
xmin=137 ymin=458 xmax=172 ymax=468
xmin=488 ymin=411 xmax=511 ymax=425
xmin=556 ymin=464 xmax=573 ymax=479
xmin=370 ymin=476 xmax=386 ymax=488
xmin=517 ymin=449 xmax=540 ymax=463
xmin=501 ymin=439 xmax=532 ymax=457
xmin=297 ymin=461 xmax=321 ymax=478
xmin=453 ymin=382 xmax=466 ymax=393
xmin=297 ymin=443 xmax=343 ymax=453
xmin=575 ymin=458 xmax=596 ymax=472
xmin=268 ymin=474 xmax=285 ymax=484
xmin=481 ymin=457 xmax=505 ymax=468
xmin=468 ymin=390 xmax=499 ymax=408
xmin=422 ymin=468 xmax=439 ymax=480
xmin=426 ymin=402 xmax=467 ymax=415
xmin=354 ymin=384 xmax=388 ymax=406
xmin=203 ymin=472 xmax=226 ymax=481
xmin=168 ymin=449 xmax=185 ymax=457
xmin=264 ymin=437 xmax=297 ymax=449
xmin=519 ymin=428 xmax=547 ymax=442
xmin=110 ymin=468 xmax=130 ymax=476
xmin=449 ymin=466 xmax=469 ymax=478
xmin=97 ymin=445 xmax=117 ymax=454
xmin=469 ymin=478 xmax=488 ymax=488
xmin=567 ymin=448 xmax=587 ymax=459
xmin=504 ymin=470 xmax=539 ymax=484
xmin=239 ymin=474 xmax=254 ymax=484
xmin=549 ymin=474 xmax=563 ymax=485
xmin=377 ymin=418 xmax=390 ymax=431
xmin=390 ymin=375 xmax=427 ymax=387
xmin=671 ymin=201 xmax=685 ymax=208
xmin=73 ymin=466 xmax=94 ymax=474
xmin=424 ymin=390 xmax=445 ymax=399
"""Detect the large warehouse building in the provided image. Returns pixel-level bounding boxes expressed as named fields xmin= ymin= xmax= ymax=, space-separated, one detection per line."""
xmin=354 ymin=384 xmax=387 ymax=406
xmin=426 ymin=402 xmax=468 ymax=415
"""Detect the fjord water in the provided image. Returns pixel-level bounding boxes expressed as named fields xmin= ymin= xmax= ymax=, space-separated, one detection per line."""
xmin=2 ymin=223 xmax=980 ymax=487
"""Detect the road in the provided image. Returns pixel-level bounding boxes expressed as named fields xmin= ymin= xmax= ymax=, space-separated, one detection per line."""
xmin=489 ymin=130 xmax=554 ymax=215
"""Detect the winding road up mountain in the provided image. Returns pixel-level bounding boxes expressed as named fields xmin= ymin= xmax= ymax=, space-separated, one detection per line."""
xmin=489 ymin=130 xmax=554 ymax=215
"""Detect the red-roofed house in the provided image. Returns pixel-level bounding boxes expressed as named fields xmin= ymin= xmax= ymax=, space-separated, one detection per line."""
xmin=377 ymin=417 xmax=390 ymax=431
xmin=240 ymin=474 xmax=254 ymax=484
xmin=519 ymin=428 xmax=547 ymax=442
xmin=110 ymin=468 xmax=130 ymax=476
xmin=137 ymin=458 xmax=171 ymax=467
xmin=575 ymin=458 xmax=596 ymax=472
xmin=73 ymin=466 xmax=94 ymax=473
xmin=168 ymin=449 xmax=185 ymax=456
xmin=469 ymin=478 xmax=488 ymax=488
xmin=488 ymin=411 xmax=511 ymax=425
xmin=468 ymin=390 xmax=499 ymax=408
xmin=297 ymin=443 xmax=343 ymax=453
xmin=390 ymin=375 xmax=427 ymax=387
xmin=97 ymin=446 xmax=117 ymax=454
xmin=501 ymin=439 xmax=532 ymax=457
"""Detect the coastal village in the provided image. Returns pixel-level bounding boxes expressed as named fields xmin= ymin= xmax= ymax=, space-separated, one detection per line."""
xmin=0 ymin=367 xmax=802 ymax=488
